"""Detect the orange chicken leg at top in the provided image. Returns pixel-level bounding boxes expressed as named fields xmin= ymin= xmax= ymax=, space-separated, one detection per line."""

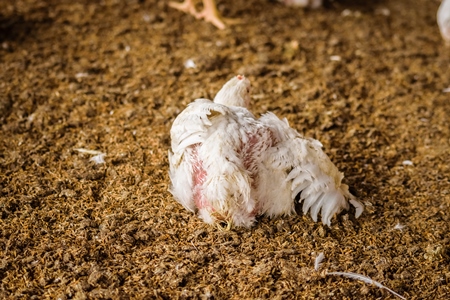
xmin=169 ymin=0 xmax=226 ymax=29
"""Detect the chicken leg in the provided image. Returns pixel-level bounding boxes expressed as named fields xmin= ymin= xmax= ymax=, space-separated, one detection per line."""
xmin=169 ymin=0 xmax=226 ymax=30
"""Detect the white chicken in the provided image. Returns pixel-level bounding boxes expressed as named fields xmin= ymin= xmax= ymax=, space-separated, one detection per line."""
xmin=169 ymin=75 xmax=363 ymax=228
xmin=438 ymin=0 xmax=450 ymax=44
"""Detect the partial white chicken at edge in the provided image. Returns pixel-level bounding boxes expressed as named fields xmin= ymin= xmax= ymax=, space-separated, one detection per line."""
xmin=168 ymin=75 xmax=363 ymax=228
xmin=438 ymin=0 xmax=450 ymax=43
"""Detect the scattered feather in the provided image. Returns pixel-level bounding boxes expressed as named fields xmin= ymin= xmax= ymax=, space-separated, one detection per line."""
xmin=330 ymin=55 xmax=341 ymax=61
xmin=341 ymin=9 xmax=351 ymax=17
xmin=314 ymin=252 xmax=324 ymax=271
xmin=184 ymin=59 xmax=196 ymax=69
xmin=75 ymin=72 xmax=88 ymax=78
xmin=75 ymin=148 xmax=106 ymax=164
xmin=316 ymin=253 xmax=406 ymax=299
xmin=75 ymin=148 xmax=104 ymax=155
xmin=402 ymin=160 xmax=413 ymax=166
xmin=327 ymin=271 xmax=406 ymax=300
xmin=90 ymin=153 xmax=106 ymax=164
xmin=341 ymin=9 xmax=361 ymax=17
xmin=142 ymin=14 xmax=151 ymax=22
xmin=27 ymin=113 xmax=35 ymax=122
xmin=394 ymin=223 xmax=406 ymax=230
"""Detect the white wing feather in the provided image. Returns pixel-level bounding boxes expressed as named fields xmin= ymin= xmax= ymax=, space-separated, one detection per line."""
xmin=257 ymin=112 xmax=362 ymax=226
xmin=170 ymin=99 xmax=230 ymax=153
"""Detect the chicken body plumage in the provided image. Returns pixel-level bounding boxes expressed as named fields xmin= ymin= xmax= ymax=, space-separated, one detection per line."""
xmin=438 ymin=0 xmax=450 ymax=43
xmin=169 ymin=75 xmax=363 ymax=228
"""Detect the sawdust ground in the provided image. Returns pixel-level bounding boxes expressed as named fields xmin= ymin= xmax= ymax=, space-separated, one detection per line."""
xmin=1 ymin=0 xmax=449 ymax=299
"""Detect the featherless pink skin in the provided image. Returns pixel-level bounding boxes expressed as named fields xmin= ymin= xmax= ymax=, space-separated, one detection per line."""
xmin=242 ymin=129 xmax=275 ymax=184
xmin=191 ymin=144 xmax=208 ymax=210
xmin=190 ymin=126 xmax=263 ymax=221
xmin=241 ymin=129 xmax=277 ymax=217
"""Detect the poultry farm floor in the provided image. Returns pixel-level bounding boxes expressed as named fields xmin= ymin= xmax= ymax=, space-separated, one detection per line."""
xmin=0 ymin=0 xmax=449 ymax=299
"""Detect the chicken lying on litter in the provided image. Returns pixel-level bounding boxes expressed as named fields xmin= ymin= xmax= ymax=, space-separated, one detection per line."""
xmin=438 ymin=0 xmax=450 ymax=44
xmin=169 ymin=75 xmax=363 ymax=228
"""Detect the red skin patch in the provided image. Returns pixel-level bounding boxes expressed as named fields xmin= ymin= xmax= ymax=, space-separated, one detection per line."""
xmin=191 ymin=144 xmax=208 ymax=210
xmin=241 ymin=128 xmax=275 ymax=216
xmin=191 ymin=145 xmax=227 ymax=222
xmin=190 ymin=128 xmax=276 ymax=221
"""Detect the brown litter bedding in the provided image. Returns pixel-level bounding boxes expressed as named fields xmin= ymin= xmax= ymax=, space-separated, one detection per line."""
xmin=0 ymin=0 xmax=449 ymax=299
